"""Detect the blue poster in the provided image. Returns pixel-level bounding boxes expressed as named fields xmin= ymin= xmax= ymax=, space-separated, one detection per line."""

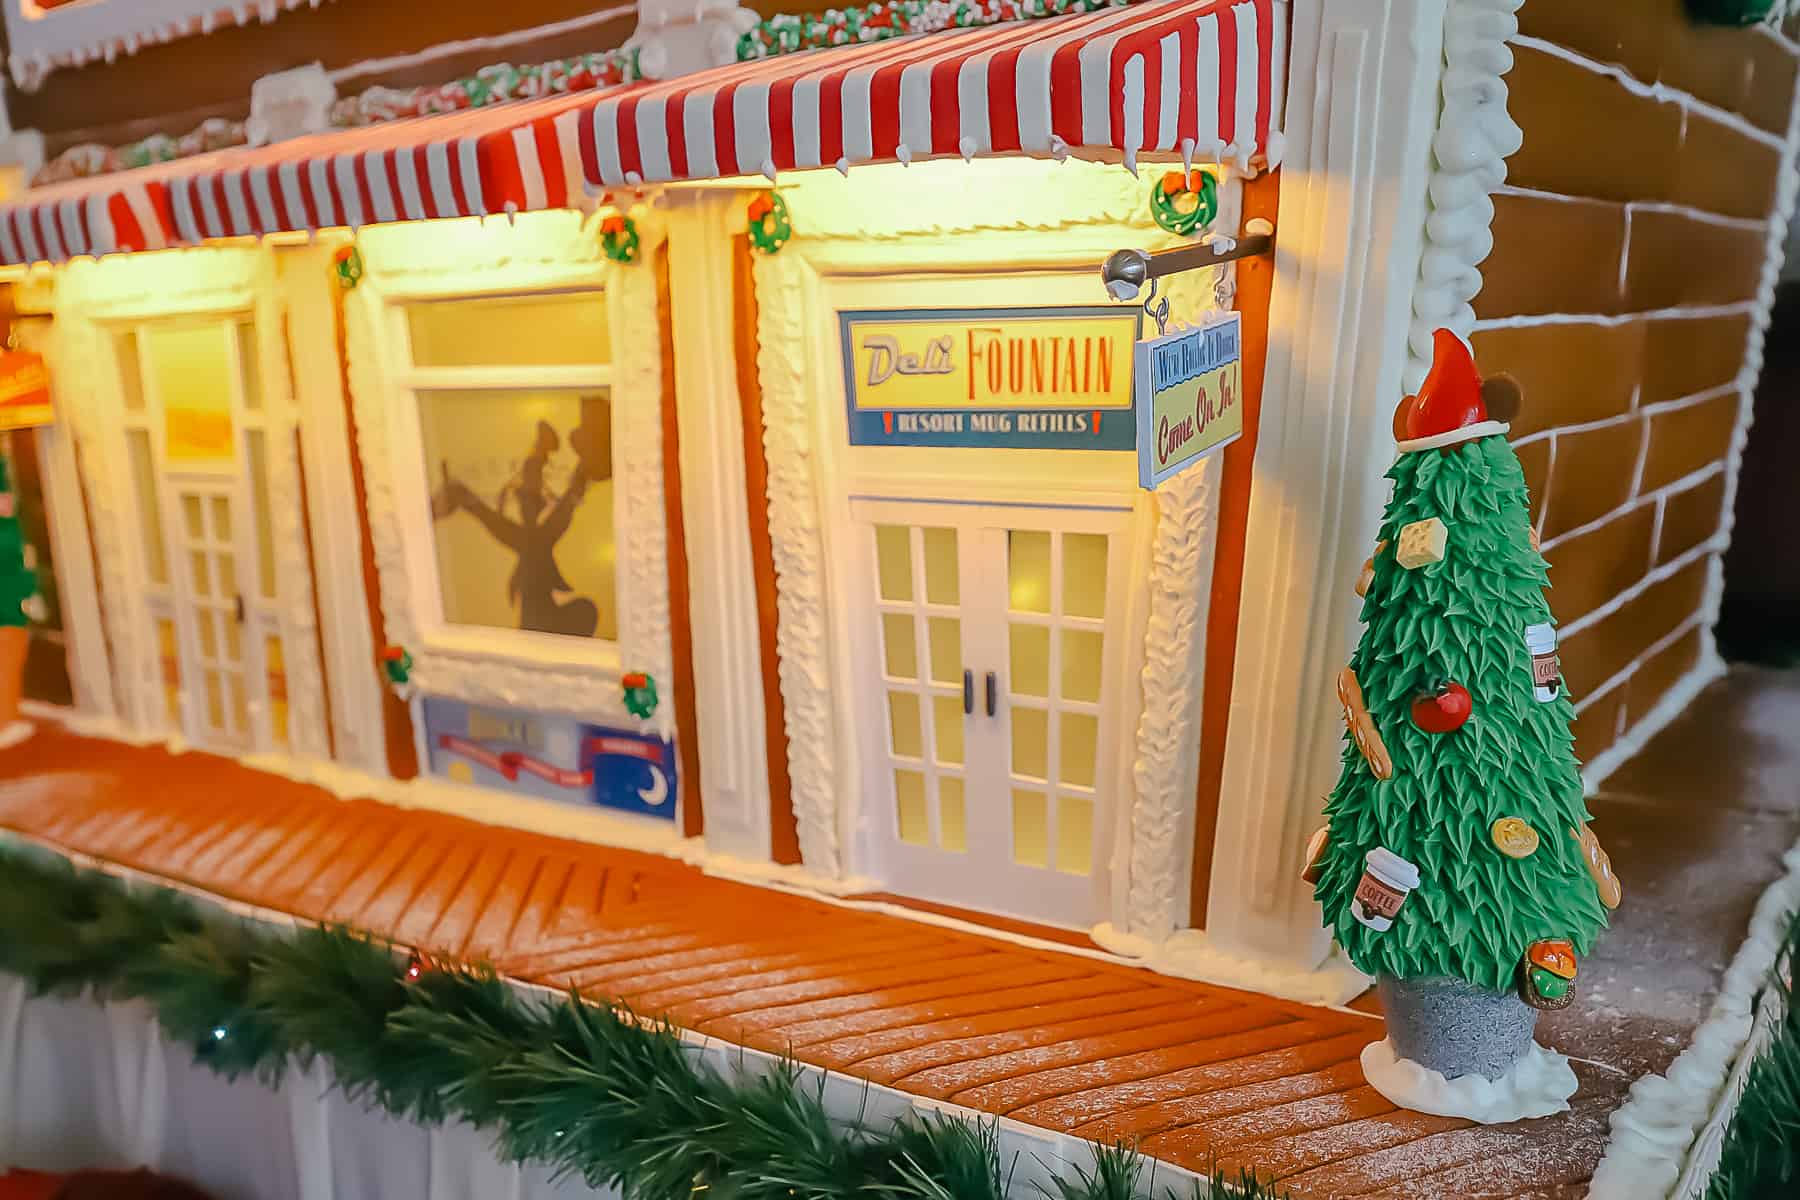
xmin=421 ymin=696 xmax=677 ymax=822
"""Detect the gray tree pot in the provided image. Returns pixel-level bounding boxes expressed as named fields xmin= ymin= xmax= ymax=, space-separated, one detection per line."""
xmin=1377 ymin=974 xmax=1538 ymax=1081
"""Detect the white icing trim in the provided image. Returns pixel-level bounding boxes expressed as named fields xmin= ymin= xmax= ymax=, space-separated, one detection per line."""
xmin=1574 ymin=611 xmax=1707 ymax=715
xmin=3 ymin=0 xmax=324 ymax=92
xmin=325 ymin=5 xmax=635 ymax=89
xmin=1511 ymin=35 xmax=1787 ymax=153
xmin=749 ymin=248 xmax=841 ymax=877
xmin=1360 ymin=1037 xmax=1578 ymax=1124
xmin=344 ymin=212 xmax=673 ymax=728
xmin=1402 ymin=0 xmax=1523 ymax=394
xmin=1589 ymin=839 xmax=1800 ymax=1199
xmin=1125 ymin=457 xmax=1219 ymax=940
xmin=1393 ymin=419 xmax=1509 ymax=454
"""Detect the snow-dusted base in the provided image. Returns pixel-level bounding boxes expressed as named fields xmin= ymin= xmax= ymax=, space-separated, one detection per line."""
xmin=0 ymin=720 xmax=34 ymax=750
xmin=1589 ymin=839 xmax=1800 ymax=1200
xmin=1092 ymin=922 xmax=1373 ymax=1007
xmin=1360 ymin=1037 xmax=1578 ymax=1124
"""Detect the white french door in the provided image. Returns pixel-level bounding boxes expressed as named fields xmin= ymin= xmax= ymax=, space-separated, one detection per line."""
xmin=853 ymin=498 xmax=1134 ymax=928
xmin=106 ymin=314 xmax=322 ymax=758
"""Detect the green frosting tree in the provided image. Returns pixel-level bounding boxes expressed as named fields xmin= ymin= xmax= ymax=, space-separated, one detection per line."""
xmin=0 ymin=452 xmax=34 ymax=628
xmin=1311 ymin=331 xmax=1609 ymax=994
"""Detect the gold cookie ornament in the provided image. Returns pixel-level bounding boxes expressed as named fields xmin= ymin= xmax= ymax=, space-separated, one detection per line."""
xmin=1336 ymin=667 xmax=1394 ymax=781
xmin=1573 ymin=824 xmax=1622 ymax=909
xmin=1301 ymin=826 xmax=1330 ymax=885
xmin=1490 ymin=817 xmax=1540 ymax=859
xmin=1355 ymin=540 xmax=1388 ymax=599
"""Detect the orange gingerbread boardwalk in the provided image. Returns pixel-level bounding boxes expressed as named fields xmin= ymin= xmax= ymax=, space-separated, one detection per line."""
xmin=0 ymin=729 xmax=1612 ymax=1197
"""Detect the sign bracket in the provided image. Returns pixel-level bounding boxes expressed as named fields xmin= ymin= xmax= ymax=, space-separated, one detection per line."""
xmin=1100 ymin=218 xmax=1275 ymax=333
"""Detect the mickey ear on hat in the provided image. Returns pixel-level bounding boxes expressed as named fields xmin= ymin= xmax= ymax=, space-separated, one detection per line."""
xmin=1481 ymin=373 xmax=1524 ymax=425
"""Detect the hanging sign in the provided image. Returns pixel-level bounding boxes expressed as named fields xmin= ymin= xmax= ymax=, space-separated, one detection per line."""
xmin=0 ymin=349 xmax=53 ymax=432
xmin=1135 ymin=312 xmax=1243 ymax=489
xmin=839 ymin=306 xmax=1140 ymax=450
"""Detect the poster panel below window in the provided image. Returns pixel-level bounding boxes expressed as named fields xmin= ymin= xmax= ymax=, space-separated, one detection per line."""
xmin=422 ymin=696 xmax=677 ymax=821
xmin=1134 ymin=312 xmax=1243 ymax=490
xmin=839 ymin=306 xmax=1140 ymax=450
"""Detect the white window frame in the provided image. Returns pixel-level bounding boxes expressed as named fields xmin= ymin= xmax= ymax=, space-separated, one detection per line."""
xmin=345 ymin=220 xmax=673 ymax=731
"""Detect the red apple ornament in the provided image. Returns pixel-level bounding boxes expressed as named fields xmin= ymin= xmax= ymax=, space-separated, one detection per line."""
xmin=1410 ymin=680 xmax=1472 ymax=733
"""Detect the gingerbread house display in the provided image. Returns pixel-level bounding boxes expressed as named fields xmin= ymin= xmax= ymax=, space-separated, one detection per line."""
xmin=0 ymin=0 xmax=1795 ymax=1195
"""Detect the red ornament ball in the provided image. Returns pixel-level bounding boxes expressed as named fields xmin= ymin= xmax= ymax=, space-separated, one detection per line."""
xmin=1410 ymin=681 xmax=1472 ymax=734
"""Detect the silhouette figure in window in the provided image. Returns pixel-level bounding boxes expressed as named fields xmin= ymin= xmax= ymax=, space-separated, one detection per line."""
xmin=431 ymin=417 xmax=600 ymax=638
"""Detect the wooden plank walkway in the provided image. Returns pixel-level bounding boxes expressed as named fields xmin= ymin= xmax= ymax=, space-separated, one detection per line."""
xmin=0 ymin=729 xmax=1611 ymax=1197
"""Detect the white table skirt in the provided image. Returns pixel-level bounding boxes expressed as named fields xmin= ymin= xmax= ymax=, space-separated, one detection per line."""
xmin=0 ymin=977 xmax=606 ymax=1200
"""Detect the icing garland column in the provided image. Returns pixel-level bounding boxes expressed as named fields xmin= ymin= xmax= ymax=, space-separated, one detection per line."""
xmin=1403 ymin=0 xmax=1523 ymax=394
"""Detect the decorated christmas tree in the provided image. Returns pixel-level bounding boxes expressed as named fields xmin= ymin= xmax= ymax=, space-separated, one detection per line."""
xmin=1306 ymin=329 xmax=1621 ymax=1123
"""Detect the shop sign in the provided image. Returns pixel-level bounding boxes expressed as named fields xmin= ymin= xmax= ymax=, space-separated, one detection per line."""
xmin=0 ymin=349 xmax=53 ymax=432
xmin=839 ymin=306 xmax=1140 ymax=450
xmin=1134 ymin=312 xmax=1243 ymax=489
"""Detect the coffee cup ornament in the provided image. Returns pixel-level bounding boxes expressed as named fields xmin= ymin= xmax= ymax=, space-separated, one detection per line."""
xmin=1350 ymin=847 xmax=1420 ymax=932
xmin=1524 ymin=623 xmax=1560 ymax=703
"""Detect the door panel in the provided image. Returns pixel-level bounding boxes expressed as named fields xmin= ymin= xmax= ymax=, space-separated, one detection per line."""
xmin=854 ymin=498 xmax=1132 ymax=929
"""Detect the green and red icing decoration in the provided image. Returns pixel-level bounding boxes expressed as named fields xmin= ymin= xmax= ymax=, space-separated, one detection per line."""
xmin=738 ymin=0 xmax=1123 ymax=60
xmin=747 ymin=192 xmax=792 ymax=254
xmin=622 ymin=672 xmax=658 ymax=720
xmin=1150 ymin=168 xmax=1219 ymax=237
xmin=380 ymin=645 xmax=412 ymax=687
xmin=333 ymin=246 xmax=365 ymax=290
xmin=599 ymin=214 xmax=640 ymax=264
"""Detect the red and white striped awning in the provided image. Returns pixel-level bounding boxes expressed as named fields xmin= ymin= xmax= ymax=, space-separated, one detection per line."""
xmin=0 ymin=0 xmax=1283 ymax=266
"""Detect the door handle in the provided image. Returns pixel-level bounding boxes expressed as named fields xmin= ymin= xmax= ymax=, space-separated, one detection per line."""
xmin=985 ymin=671 xmax=997 ymax=718
xmin=233 ymin=595 xmax=246 ymax=624
xmin=963 ymin=669 xmax=974 ymax=715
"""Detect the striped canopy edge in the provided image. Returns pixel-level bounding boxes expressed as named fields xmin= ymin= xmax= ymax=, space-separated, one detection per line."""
xmin=0 ymin=0 xmax=1284 ymax=266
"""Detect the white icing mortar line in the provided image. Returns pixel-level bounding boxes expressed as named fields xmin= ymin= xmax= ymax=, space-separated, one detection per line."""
xmin=1580 ymin=637 xmax=1723 ymax=796
xmin=1536 ymin=460 xmax=1727 ymax=553
xmin=1511 ymin=386 xmax=1740 ymax=451
xmin=1471 ymin=300 xmax=1756 ymax=331
xmin=1491 ymin=185 xmax=1768 ymax=232
xmin=325 ymin=5 xmax=637 ymax=88
xmin=1588 ymin=838 xmax=1800 ymax=1199
xmin=1557 ymin=538 xmax=1722 ymax=640
xmin=1511 ymin=35 xmax=1787 ymax=152
xmin=1574 ymin=610 xmax=1705 ymax=717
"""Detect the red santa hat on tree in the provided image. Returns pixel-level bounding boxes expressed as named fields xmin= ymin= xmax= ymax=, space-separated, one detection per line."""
xmin=1393 ymin=328 xmax=1522 ymax=453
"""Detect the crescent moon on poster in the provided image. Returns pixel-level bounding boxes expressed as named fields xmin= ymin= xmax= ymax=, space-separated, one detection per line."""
xmin=638 ymin=765 xmax=669 ymax=807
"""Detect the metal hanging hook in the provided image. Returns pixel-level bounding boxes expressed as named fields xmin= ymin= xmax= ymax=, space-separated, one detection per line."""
xmin=1142 ymin=275 xmax=1170 ymax=337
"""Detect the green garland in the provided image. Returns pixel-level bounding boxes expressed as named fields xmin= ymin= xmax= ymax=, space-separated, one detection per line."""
xmin=737 ymin=0 xmax=1125 ymax=61
xmin=1705 ymin=910 xmax=1800 ymax=1199
xmin=0 ymin=844 xmax=1292 ymax=1198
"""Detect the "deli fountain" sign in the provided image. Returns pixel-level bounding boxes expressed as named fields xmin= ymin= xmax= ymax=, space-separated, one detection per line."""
xmin=838 ymin=306 xmax=1139 ymax=449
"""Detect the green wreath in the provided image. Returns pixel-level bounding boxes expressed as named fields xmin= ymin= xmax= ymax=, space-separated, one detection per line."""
xmin=599 ymin=214 xmax=640 ymax=264
xmin=1150 ymin=169 xmax=1219 ymax=237
xmin=622 ymin=671 xmax=659 ymax=720
xmin=333 ymin=246 xmax=365 ymax=290
xmin=747 ymin=192 xmax=792 ymax=255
